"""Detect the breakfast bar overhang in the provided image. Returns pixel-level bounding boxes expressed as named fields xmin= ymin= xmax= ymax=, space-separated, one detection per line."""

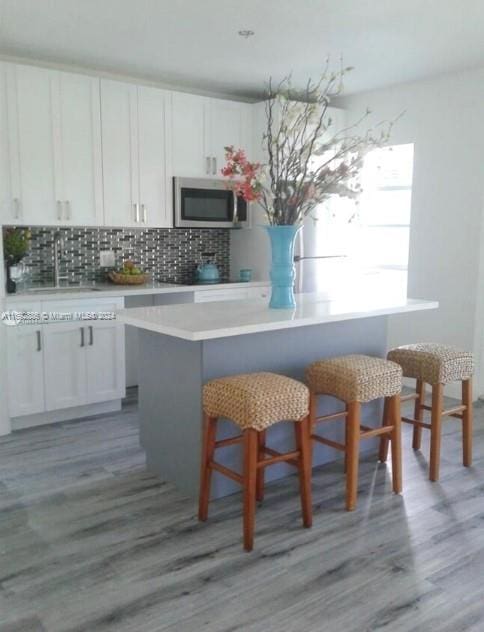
xmin=117 ymin=293 xmax=438 ymax=499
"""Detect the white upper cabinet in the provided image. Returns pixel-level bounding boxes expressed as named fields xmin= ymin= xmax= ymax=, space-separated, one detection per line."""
xmin=1 ymin=63 xmax=103 ymax=226
xmin=101 ymin=79 xmax=171 ymax=227
xmin=208 ymin=99 xmax=251 ymax=176
xmin=171 ymin=92 xmax=251 ymax=178
xmin=171 ymin=92 xmax=208 ymax=177
xmin=56 ymin=71 xmax=103 ymax=225
xmin=101 ymin=79 xmax=139 ymax=227
xmin=4 ymin=64 xmax=58 ymax=225
xmin=137 ymin=86 xmax=171 ymax=227
xmin=0 ymin=60 xmax=253 ymax=228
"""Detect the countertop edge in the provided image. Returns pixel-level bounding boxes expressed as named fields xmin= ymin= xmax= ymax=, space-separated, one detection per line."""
xmin=5 ymin=281 xmax=269 ymax=303
xmin=117 ymin=299 xmax=439 ymax=341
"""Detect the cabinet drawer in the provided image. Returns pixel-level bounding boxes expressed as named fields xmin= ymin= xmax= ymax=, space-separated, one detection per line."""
xmin=194 ymin=288 xmax=250 ymax=303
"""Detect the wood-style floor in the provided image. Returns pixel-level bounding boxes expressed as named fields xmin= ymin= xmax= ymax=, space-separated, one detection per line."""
xmin=1 ymin=390 xmax=483 ymax=632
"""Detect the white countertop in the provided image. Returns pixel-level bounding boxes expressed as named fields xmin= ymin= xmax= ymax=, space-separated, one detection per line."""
xmin=5 ymin=280 xmax=268 ymax=303
xmin=116 ymin=292 xmax=438 ymax=341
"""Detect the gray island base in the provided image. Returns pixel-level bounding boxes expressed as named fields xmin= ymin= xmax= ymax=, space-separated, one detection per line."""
xmin=119 ymin=293 xmax=438 ymax=499
xmin=138 ymin=317 xmax=388 ymax=499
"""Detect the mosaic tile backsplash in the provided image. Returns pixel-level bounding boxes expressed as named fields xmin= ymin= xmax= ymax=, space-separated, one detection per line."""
xmin=4 ymin=226 xmax=231 ymax=285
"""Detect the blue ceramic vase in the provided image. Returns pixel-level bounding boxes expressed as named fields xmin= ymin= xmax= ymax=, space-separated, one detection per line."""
xmin=265 ymin=225 xmax=301 ymax=309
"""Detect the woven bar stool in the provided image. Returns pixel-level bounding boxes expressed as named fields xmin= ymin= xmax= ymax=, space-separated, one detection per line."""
xmin=384 ymin=343 xmax=474 ymax=481
xmin=199 ymin=372 xmax=312 ymax=551
xmin=306 ymin=355 xmax=403 ymax=511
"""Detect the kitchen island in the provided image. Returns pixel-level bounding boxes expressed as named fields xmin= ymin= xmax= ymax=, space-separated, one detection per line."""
xmin=117 ymin=292 xmax=438 ymax=499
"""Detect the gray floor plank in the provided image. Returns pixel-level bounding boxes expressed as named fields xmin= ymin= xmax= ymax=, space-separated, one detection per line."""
xmin=0 ymin=390 xmax=483 ymax=631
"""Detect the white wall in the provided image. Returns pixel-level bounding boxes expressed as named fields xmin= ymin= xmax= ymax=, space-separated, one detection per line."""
xmin=341 ymin=66 xmax=484 ymax=397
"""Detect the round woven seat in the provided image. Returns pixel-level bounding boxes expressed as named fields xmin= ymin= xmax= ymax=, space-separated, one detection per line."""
xmin=305 ymin=354 xmax=402 ymax=403
xmin=203 ymin=372 xmax=309 ymax=432
xmin=387 ymin=343 xmax=474 ymax=385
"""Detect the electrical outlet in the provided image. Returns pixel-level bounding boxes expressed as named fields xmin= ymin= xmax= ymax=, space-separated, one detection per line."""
xmin=100 ymin=250 xmax=115 ymax=267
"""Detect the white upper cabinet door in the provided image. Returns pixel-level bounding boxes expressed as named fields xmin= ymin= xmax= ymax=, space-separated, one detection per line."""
xmin=57 ymin=72 xmax=103 ymax=226
xmin=101 ymin=79 xmax=139 ymax=227
xmin=171 ymin=91 xmax=209 ymax=177
xmin=0 ymin=64 xmax=11 ymax=224
xmin=137 ymin=86 xmax=171 ymax=227
xmin=85 ymin=322 xmax=125 ymax=404
xmin=43 ymin=323 xmax=87 ymax=411
xmin=208 ymin=99 xmax=245 ymax=177
xmin=5 ymin=64 xmax=59 ymax=225
xmin=7 ymin=326 xmax=45 ymax=417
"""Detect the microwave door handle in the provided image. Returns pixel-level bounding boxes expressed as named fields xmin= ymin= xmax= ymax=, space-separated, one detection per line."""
xmin=232 ymin=191 xmax=238 ymax=224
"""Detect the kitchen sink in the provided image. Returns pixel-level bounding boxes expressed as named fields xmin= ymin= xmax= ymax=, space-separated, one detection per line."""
xmin=23 ymin=286 xmax=102 ymax=293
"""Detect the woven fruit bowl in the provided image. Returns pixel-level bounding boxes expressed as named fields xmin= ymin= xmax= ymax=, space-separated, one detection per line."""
xmin=108 ymin=271 xmax=149 ymax=285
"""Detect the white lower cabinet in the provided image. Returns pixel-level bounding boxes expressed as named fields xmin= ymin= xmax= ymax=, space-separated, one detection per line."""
xmin=43 ymin=323 xmax=88 ymax=411
xmin=7 ymin=299 xmax=125 ymax=420
xmin=7 ymin=326 xmax=45 ymax=417
xmin=85 ymin=321 xmax=125 ymax=404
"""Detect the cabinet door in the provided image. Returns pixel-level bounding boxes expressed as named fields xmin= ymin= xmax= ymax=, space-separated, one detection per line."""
xmin=43 ymin=323 xmax=87 ymax=410
xmin=0 ymin=64 xmax=11 ymax=224
xmin=57 ymin=72 xmax=103 ymax=225
xmin=7 ymin=327 xmax=45 ymax=417
xmin=137 ymin=86 xmax=171 ymax=227
xmin=208 ymin=99 xmax=245 ymax=177
xmin=85 ymin=322 xmax=125 ymax=404
xmin=171 ymin=92 xmax=209 ymax=177
xmin=101 ymin=79 xmax=139 ymax=226
xmin=5 ymin=64 xmax=59 ymax=225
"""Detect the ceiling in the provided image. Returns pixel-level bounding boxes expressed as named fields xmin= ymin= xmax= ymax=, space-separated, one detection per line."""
xmin=1 ymin=0 xmax=484 ymax=100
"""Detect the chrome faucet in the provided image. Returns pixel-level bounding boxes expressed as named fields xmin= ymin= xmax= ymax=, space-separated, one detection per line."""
xmin=53 ymin=232 xmax=69 ymax=287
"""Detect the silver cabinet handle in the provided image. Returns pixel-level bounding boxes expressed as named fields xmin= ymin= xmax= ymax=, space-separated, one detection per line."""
xmin=13 ymin=198 xmax=21 ymax=220
xmin=88 ymin=325 xmax=93 ymax=346
xmin=36 ymin=330 xmax=42 ymax=352
xmin=64 ymin=200 xmax=71 ymax=220
xmin=141 ymin=204 xmax=147 ymax=223
xmin=206 ymin=156 xmax=211 ymax=175
xmin=212 ymin=157 xmax=217 ymax=175
xmin=134 ymin=203 xmax=140 ymax=223
xmin=80 ymin=327 xmax=85 ymax=348
xmin=57 ymin=200 xmax=63 ymax=221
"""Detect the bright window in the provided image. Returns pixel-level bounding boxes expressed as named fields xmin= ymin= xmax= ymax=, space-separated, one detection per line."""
xmin=353 ymin=143 xmax=414 ymax=270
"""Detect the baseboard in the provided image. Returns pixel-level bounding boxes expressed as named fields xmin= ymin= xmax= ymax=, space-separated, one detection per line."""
xmin=11 ymin=400 xmax=122 ymax=431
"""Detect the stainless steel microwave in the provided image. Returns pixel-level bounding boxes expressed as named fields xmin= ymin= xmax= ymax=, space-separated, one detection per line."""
xmin=173 ymin=177 xmax=248 ymax=228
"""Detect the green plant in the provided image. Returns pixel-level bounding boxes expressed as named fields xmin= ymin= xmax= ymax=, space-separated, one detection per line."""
xmin=3 ymin=228 xmax=31 ymax=263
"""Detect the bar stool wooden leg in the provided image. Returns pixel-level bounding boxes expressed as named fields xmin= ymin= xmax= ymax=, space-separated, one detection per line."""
xmin=243 ymin=429 xmax=258 ymax=551
xmin=344 ymin=403 xmax=349 ymax=473
xmin=198 ymin=414 xmax=218 ymax=521
xmin=412 ymin=379 xmax=425 ymax=450
xmin=462 ymin=379 xmax=473 ymax=467
xmin=429 ymin=383 xmax=444 ymax=482
xmin=295 ymin=416 xmax=313 ymax=528
xmin=390 ymin=394 xmax=402 ymax=493
xmin=256 ymin=430 xmax=266 ymax=501
xmin=346 ymin=401 xmax=361 ymax=511
xmin=378 ymin=397 xmax=390 ymax=463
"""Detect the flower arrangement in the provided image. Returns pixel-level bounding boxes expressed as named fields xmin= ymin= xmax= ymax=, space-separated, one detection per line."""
xmin=3 ymin=227 xmax=31 ymax=264
xmin=222 ymin=62 xmax=395 ymax=226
